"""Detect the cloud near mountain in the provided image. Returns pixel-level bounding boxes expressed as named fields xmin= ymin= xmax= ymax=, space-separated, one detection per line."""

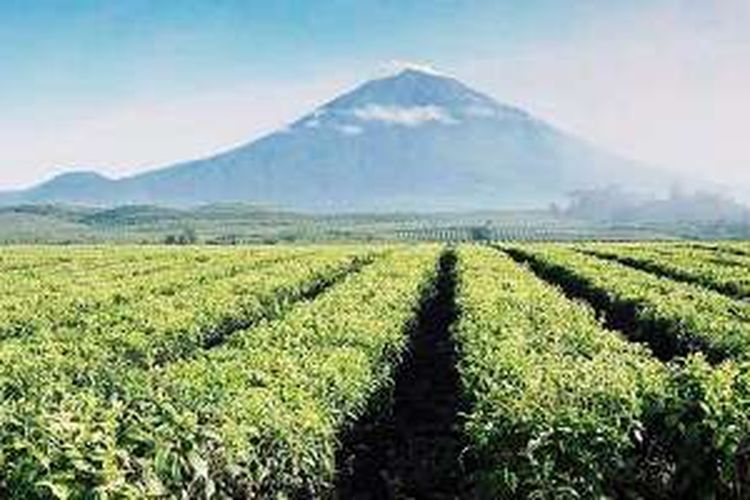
xmin=350 ymin=104 xmax=458 ymax=126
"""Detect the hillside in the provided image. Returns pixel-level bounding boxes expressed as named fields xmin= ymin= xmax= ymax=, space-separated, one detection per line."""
xmin=0 ymin=202 xmax=730 ymax=244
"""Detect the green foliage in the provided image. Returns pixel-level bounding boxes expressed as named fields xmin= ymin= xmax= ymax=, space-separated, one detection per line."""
xmin=503 ymin=243 xmax=750 ymax=495
xmin=4 ymin=242 xmax=750 ymax=497
xmin=579 ymin=242 xmax=750 ymax=299
xmin=508 ymin=244 xmax=750 ymax=362
xmin=646 ymin=355 xmax=750 ymax=497
xmin=454 ymin=246 xmax=667 ymax=497
xmin=0 ymin=245 xmax=440 ymax=497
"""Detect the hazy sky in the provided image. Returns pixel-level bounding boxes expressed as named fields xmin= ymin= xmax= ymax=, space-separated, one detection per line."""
xmin=1 ymin=0 xmax=748 ymax=193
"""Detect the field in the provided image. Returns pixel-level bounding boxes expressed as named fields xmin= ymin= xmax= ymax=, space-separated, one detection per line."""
xmin=2 ymin=242 xmax=750 ymax=498
xmin=0 ymin=204 xmax=717 ymax=244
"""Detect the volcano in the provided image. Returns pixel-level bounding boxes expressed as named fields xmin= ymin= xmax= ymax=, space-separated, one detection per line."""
xmin=0 ymin=68 xmax=667 ymax=211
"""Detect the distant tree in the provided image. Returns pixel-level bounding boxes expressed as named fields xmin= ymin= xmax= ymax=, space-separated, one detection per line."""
xmin=211 ymin=233 xmax=241 ymax=245
xmin=164 ymin=227 xmax=198 ymax=245
xmin=470 ymin=225 xmax=492 ymax=242
xmin=177 ymin=227 xmax=198 ymax=245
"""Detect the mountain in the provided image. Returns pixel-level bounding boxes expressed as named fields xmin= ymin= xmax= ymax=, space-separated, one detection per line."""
xmin=9 ymin=171 xmax=118 ymax=204
xmin=0 ymin=68 xmax=671 ymax=211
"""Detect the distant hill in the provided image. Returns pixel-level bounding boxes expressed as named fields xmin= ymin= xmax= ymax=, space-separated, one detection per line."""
xmin=0 ymin=68 xmax=671 ymax=212
xmin=1 ymin=202 xmax=744 ymax=245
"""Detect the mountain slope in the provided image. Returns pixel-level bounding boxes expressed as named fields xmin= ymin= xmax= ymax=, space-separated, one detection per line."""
xmin=0 ymin=69 xmax=669 ymax=211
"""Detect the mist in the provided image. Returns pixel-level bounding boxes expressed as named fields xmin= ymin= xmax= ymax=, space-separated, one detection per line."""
xmin=457 ymin=0 xmax=750 ymax=199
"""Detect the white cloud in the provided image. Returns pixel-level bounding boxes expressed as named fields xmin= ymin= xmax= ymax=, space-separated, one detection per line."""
xmin=463 ymin=105 xmax=497 ymax=118
xmin=352 ymin=104 xmax=458 ymax=127
xmin=336 ymin=124 xmax=363 ymax=136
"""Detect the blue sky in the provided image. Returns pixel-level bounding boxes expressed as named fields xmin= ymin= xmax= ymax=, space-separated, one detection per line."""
xmin=1 ymin=0 xmax=748 ymax=193
xmin=0 ymin=1 xmax=608 ymax=106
